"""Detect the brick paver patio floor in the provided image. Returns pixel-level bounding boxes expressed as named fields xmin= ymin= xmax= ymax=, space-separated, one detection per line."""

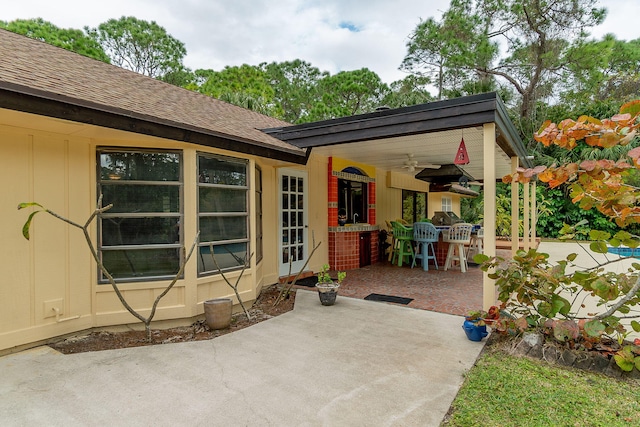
xmin=299 ymin=249 xmax=513 ymax=316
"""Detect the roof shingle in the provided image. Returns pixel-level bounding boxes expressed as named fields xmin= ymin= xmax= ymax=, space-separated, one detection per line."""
xmin=0 ymin=29 xmax=305 ymax=158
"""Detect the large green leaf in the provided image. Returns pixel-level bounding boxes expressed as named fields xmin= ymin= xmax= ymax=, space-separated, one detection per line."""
xmin=21 ymin=210 xmax=42 ymax=240
xmin=552 ymin=294 xmax=571 ymax=316
xmin=589 ymin=241 xmax=609 ymax=254
xmin=584 ymin=319 xmax=606 ymax=337
xmin=589 ymin=230 xmax=610 ymax=241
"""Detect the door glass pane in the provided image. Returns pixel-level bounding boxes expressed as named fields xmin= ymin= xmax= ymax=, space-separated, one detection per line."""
xmin=282 ymin=194 xmax=288 ymax=210
xmin=297 ymin=178 xmax=303 ymax=193
xmin=282 ymin=212 xmax=289 ymax=227
xmin=290 ymin=194 xmax=296 ymax=209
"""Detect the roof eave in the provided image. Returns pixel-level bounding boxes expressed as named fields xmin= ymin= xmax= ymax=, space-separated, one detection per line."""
xmin=0 ymin=83 xmax=308 ymax=164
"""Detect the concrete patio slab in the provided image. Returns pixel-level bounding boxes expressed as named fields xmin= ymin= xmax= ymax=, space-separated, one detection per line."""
xmin=0 ymin=290 xmax=485 ymax=426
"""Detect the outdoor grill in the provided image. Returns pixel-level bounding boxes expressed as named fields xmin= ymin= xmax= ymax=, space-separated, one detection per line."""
xmin=431 ymin=211 xmax=463 ymax=226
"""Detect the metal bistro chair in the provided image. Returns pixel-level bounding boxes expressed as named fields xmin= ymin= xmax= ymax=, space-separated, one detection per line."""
xmin=412 ymin=222 xmax=440 ymax=271
xmin=443 ymin=223 xmax=473 ymax=273
xmin=390 ymin=221 xmax=414 ymax=267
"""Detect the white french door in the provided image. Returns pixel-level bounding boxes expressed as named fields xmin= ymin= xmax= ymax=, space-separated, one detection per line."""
xmin=278 ymin=169 xmax=309 ymax=276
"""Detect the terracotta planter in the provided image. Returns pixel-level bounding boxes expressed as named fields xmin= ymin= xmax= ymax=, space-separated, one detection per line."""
xmin=203 ymin=298 xmax=232 ymax=329
xmin=316 ymin=283 xmax=340 ymax=306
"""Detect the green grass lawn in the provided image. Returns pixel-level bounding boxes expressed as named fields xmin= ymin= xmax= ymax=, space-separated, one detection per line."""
xmin=443 ymin=349 xmax=640 ymax=427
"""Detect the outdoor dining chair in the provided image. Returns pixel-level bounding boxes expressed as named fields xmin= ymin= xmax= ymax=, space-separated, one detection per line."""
xmin=443 ymin=223 xmax=473 ymax=273
xmin=467 ymin=226 xmax=484 ymax=260
xmin=412 ymin=222 xmax=439 ymax=271
xmin=390 ymin=221 xmax=414 ymax=267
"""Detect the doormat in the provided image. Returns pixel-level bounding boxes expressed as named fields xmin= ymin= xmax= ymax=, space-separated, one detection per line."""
xmin=293 ymin=276 xmax=318 ymax=288
xmin=364 ymin=293 xmax=413 ymax=305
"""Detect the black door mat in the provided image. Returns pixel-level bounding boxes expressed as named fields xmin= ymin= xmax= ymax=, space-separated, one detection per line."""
xmin=292 ymin=276 xmax=318 ymax=288
xmin=364 ymin=293 xmax=413 ymax=305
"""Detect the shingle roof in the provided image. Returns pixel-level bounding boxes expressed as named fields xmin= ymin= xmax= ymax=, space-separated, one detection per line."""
xmin=0 ymin=29 xmax=306 ymax=161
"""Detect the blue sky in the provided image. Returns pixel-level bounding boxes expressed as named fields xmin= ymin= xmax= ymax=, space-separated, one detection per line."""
xmin=2 ymin=0 xmax=638 ymax=84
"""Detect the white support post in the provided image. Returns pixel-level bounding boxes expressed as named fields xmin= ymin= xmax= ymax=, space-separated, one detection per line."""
xmin=523 ymin=181 xmax=530 ymax=251
xmin=531 ymin=181 xmax=537 ymax=248
xmin=511 ymin=157 xmax=519 ymax=255
xmin=483 ymin=123 xmax=497 ymax=311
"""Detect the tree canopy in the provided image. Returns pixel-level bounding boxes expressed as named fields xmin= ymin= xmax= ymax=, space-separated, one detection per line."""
xmin=402 ymin=0 xmax=607 ymax=122
xmin=0 ymin=18 xmax=109 ymax=62
xmin=85 ymin=16 xmax=187 ymax=79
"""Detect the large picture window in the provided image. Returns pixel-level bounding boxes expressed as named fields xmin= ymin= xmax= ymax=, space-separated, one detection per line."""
xmin=198 ymin=154 xmax=249 ymax=274
xmin=98 ymin=149 xmax=183 ymax=282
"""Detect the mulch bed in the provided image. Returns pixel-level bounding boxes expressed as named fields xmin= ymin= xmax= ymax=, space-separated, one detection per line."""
xmin=49 ymin=285 xmax=295 ymax=354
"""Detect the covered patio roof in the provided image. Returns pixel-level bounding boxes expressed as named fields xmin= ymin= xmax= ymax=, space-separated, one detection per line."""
xmin=267 ymin=93 xmax=535 ymax=310
xmin=264 ymin=92 xmax=532 ymax=180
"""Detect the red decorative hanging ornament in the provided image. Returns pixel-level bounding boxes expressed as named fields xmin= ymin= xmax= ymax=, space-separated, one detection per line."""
xmin=454 ymin=130 xmax=470 ymax=165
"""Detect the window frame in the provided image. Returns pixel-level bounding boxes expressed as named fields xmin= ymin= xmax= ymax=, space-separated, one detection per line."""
xmin=441 ymin=196 xmax=453 ymax=212
xmin=197 ymin=152 xmax=250 ymax=276
xmin=97 ymin=147 xmax=184 ymax=284
xmin=255 ymin=166 xmax=263 ymax=263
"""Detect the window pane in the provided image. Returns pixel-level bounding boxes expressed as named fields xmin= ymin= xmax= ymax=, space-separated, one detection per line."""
xmin=417 ymin=193 xmax=427 ymax=220
xmin=199 ymin=216 xmax=247 ymax=242
xmin=102 ymin=184 xmax=180 ymax=213
xmin=101 ymin=217 xmax=180 ymax=246
xmin=199 ymin=187 xmax=246 ymax=212
xmin=198 ymin=156 xmax=246 ymax=185
xmin=102 ymin=248 xmax=180 ymax=279
xmin=100 ymin=152 xmax=180 ymax=181
xmin=198 ymin=243 xmax=248 ymax=272
xmin=98 ymin=149 xmax=183 ymax=283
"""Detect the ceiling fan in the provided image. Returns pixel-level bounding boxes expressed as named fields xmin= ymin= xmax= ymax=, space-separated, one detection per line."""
xmin=401 ymin=154 xmax=440 ymax=172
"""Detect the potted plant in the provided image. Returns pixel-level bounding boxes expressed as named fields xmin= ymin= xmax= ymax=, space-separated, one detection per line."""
xmin=462 ymin=306 xmax=501 ymax=341
xmin=315 ymin=264 xmax=346 ymax=306
xmin=462 ymin=309 xmax=489 ymax=341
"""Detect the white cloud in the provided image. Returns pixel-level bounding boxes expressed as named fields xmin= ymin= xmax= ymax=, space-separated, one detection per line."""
xmin=2 ymin=0 xmax=637 ymax=84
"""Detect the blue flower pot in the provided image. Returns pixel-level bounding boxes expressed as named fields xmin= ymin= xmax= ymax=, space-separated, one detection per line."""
xmin=462 ymin=319 xmax=488 ymax=341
